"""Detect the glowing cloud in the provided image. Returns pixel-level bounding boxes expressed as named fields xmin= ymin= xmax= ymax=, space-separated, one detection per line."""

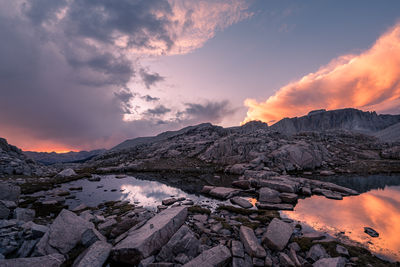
xmin=243 ymin=23 xmax=400 ymax=124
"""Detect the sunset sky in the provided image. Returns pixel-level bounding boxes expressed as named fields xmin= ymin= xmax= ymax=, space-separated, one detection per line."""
xmin=1 ymin=0 xmax=400 ymax=152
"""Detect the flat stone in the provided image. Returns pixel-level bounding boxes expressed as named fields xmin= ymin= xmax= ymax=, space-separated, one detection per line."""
xmin=259 ymin=179 xmax=296 ymax=193
xmin=98 ymin=218 xmax=117 ymax=235
xmin=208 ymin=187 xmax=240 ymax=199
xmin=0 ymin=183 xmax=20 ymax=202
xmin=182 ymin=245 xmax=231 ymax=267
xmin=313 ymin=257 xmax=346 ymax=267
xmin=232 ymin=180 xmax=251 ymax=189
xmin=262 ymin=218 xmax=293 ymax=251
xmin=230 ymin=197 xmax=253 ymax=209
xmin=307 ymin=244 xmax=329 ymax=262
xmin=313 ymin=188 xmax=343 ymax=200
xmin=162 ymin=198 xmax=177 ymax=206
xmin=256 ymin=203 xmax=294 ymax=210
xmin=0 ymin=253 xmax=65 ymax=267
xmin=240 ymin=226 xmax=266 ymax=258
xmin=231 ymin=240 xmax=244 ymax=258
xmin=14 ymin=208 xmax=35 ymax=222
xmin=73 ymin=241 xmax=112 ymax=267
xmin=201 ymin=186 xmax=214 ymax=194
xmin=112 ymin=206 xmax=187 ymax=265
xmin=34 ymin=209 xmax=94 ymax=256
xmin=258 ymin=187 xmax=281 ymax=203
xmin=279 ymin=193 xmax=298 ymax=203
xmin=156 ymin=225 xmax=200 ymax=262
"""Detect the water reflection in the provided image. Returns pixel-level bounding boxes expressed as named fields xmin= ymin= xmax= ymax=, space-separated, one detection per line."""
xmin=282 ymin=185 xmax=400 ymax=261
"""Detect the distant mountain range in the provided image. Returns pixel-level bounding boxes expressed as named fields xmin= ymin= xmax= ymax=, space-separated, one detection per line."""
xmin=111 ymin=108 xmax=400 ymax=151
xmin=24 ymin=149 xmax=106 ymax=165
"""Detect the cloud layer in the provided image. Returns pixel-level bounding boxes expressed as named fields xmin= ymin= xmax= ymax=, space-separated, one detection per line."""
xmin=243 ymin=23 xmax=400 ymax=124
xmin=0 ymin=0 xmax=249 ymax=151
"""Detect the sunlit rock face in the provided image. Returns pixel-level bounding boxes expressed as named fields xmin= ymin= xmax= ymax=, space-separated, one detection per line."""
xmin=282 ymin=185 xmax=400 ymax=261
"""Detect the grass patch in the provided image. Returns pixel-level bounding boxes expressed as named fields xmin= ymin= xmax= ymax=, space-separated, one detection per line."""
xmin=188 ymin=205 xmax=211 ymax=215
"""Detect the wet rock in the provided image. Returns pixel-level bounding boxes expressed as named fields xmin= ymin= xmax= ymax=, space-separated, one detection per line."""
xmin=232 ymin=180 xmax=251 ymax=189
xmin=34 ymin=209 xmax=94 ymax=255
xmin=336 ymin=245 xmax=349 ymax=257
xmin=230 ymin=197 xmax=253 ymax=209
xmin=280 ymin=252 xmax=295 ymax=266
xmin=0 ymin=183 xmax=20 ymax=202
xmin=313 ymin=257 xmax=346 ymax=267
xmin=262 ymin=218 xmax=293 ymax=251
xmin=0 ymin=253 xmax=65 ymax=267
xmin=56 ymin=168 xmax=76 ymax=178
xmin=240 ymin=225 xmax=266 ymax=258
xmin=156 ymin=225 xmax=200 ymax=262
xmin=162 ymin=198 xmax=178 ymax=206
xmin=208 ymin=187 xmax=240 ymax=199
xmin=280 ymin=193 xmax=298 ymax=203
xmin=73 ymin=241 xmax=112 ymax=267
xmin=364 ymin=227 xmax=379 ymax=237
xmin=259 ymin=187 xmax=281 ymax=203
xmin=231 ymin=240 xmax=244 ymax=258
xmin=0 ymin=201 xmax=10 ymax=219
xmin=306 ymin=244 xmax=329 ymax=262
xmin=112 ymin=206 xmax=187 ymax=265
xmin=182 ymin=245 xmax=231 ymax=267
xmin=98 ymin=218 xmax=117 ymax=235
xmin=14 ymin=208 xmax=35 ymax=222
xmin=256 ymin=202 xmax=294 ymax=210
xmin=259 ymin=179 xmax=296 ymax=193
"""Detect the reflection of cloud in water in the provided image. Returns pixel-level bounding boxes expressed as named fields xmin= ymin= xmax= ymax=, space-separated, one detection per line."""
xmin=119 ymin=182 xmax=187 ymax=207
xmin=282 ymin=186 xmax=400 ymax=261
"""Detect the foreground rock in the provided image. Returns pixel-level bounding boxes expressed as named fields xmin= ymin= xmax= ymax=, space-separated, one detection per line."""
xmin=240 ymin=225 xmax=266 ymax=258
xmin=112 ymin=206 xmax=187 ymax=265
xmin=230 ymin=197 xmax=253 ymax=209
xmin=73 ymin=241 xmax=112 ymax=267
xmin=0 ymin=253 xmax=65 ymax=267
xmin=182 ymin=245 xmax=231 ymax=267
xmin=262 ymin=218 xmax=293 ymax=251
xmin=34 ymin=209 xmax=96 ymax=255
xmin=313 ymin=257 xmax=346 ymax=267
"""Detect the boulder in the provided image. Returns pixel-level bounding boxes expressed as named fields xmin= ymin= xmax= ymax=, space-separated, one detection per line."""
xmin=240 ymin=226 xmax=266 ymax=258
xmin=307 ymin=244 xmax=329 ymax=262
xmin=208 ymin=187 xmax=240 ymax=199
xmin=182 ymin=245 xmax=231 ymax=267
xmin=313 ymin=257 xmax=346 ymax=267
xmin=0 ymin=253 xmax=65 ymax=267
xmin=0 ymin=183 xmax=20 ymax=202
xmin=230 ymin=197 xmax=253 ymax=209
xmin=0 ymin=201 xmax=10 ymax=219
xmin=14 ymin=208 xmax=35 ymax=222
xmin=279 ymin=193 xmax=298 ymax=203
xmin=56 ymin=168 xmax=76 ymax=178
xmin=156 ymin=225 xmax=200 ymax=262
xmin=112 ymin=206 xmax=187 ymax=265
xmin=73 ymin=241 xmax=112 ymax=267
xmin=259 ymin=179 xmax=297 ymax=193
xmin=262 ymin=218 xmax=293 ymax=251
xmin=34 ymin=209 xmax=94 ymax=255
xmin=258 ymin=187 xmax=281 ymax=203
xmin=231 ymin=240 xmax=244 ymax=258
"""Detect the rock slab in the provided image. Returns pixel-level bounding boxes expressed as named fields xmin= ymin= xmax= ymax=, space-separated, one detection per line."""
xmin=112 ymin=206 xmax=187 ymax=265
xmin=73 ymin=241 xmax=112 ymax=267
xmin=240 ymin=226 xmax=266 ymax=258
xmin=182 ymin=245 xmax=231 ymax=267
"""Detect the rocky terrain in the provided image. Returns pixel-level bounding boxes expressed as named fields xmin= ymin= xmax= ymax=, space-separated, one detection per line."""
xmin=0 ymin=138 xmax=51 ymax=178
xmin=0 ymin=108 xmax=399 ymax=266
xmin=0 ymin=170 xmax=396 ymax=267
xmin=24 ymin=149 xmax=106 ymax=165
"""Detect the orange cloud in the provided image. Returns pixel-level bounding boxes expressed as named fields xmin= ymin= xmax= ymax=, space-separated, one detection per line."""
xmin=243 ymin=23 xmax=400 ymax=124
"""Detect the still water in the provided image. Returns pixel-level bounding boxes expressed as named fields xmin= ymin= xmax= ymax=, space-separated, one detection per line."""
xmin=282 ymin=175 xmax=400 ymax=261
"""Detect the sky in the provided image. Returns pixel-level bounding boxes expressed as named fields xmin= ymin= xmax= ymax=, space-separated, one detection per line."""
xmin=1 ymin=0 xmax=400 ymax=152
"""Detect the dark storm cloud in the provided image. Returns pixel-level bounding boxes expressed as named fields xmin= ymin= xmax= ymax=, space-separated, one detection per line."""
xmin=142 ymin=95 xmax=160 ymax=102
xmin=145 ymin=105 xmax=171 ymax=116
xmin=182 ymin=100 xmax=236 ymax=123
xmin=140 ymin=68 xmax=165 ymax=89
xmin=23 ymin=0 xmax=68 ymax=25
